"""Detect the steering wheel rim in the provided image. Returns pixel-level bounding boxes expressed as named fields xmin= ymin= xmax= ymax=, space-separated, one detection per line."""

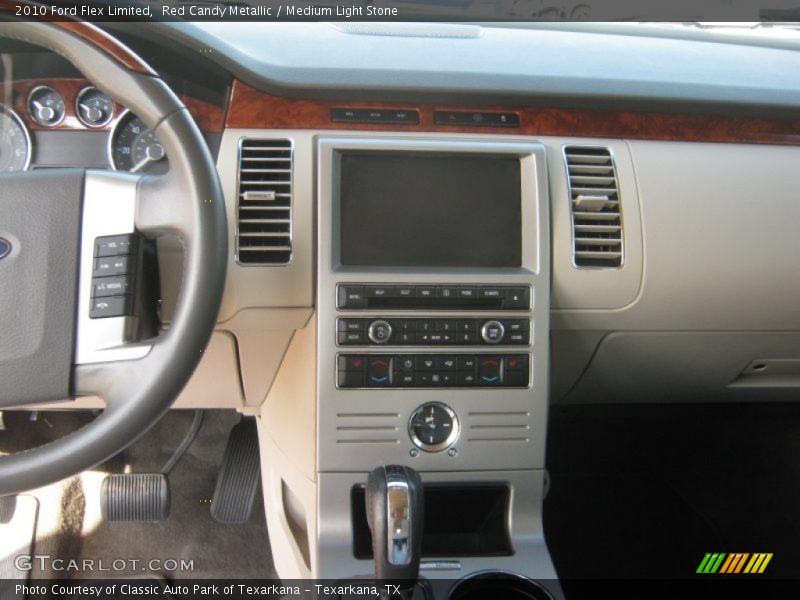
xmin=0 ymin=21 xmax=227 ymax=495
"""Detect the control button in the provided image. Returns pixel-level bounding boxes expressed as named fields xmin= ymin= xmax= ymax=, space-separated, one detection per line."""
xmin=366 ymin=356 xmax=393 ymax=386
xmin=89 ymin=295 xmax=132 ymax=319
xmin=435 ymin=356 xmax=457 ymax=370
xmin=409 ymin=403 xmax=459 ymax=452
xmin=503 ymin=370 xmax=529 ymax=387
xmin=338 ymin=331 xmax=365 ymax=345
xmin=395 ymin=332 xmax=415 ymax=344
xmin=457 ymin=287 xmax=477 ymax=299
xmin=504 ymin=320 xmax=530 ymax=344
xmin=338 ymin=286 xmax=366 ymax=308
xmin=457 ymin=320 xmax=477 ymax=333
xmin=457 ymin=371 xmax=477 ymax=386
xmin=478 ymin=357 xmax=502 ymax=385
xmin=93 ymin=254 xmax=133 ymax=277
xmin=415 ymin=372 xmax=434 ymax=386
xmin=427 ymin=332 xmax=452 ymax=345
xmin=416 ymin=333 xmax=432 ymax=344
xmin=505 ymin=287 xmax=530 ymax=310
xmin=417 ymin=320 xmax=436 ymax=332
xmin=456 ymin=332 xmax=477 ymax=344
xmin=392 ymin=319 xmax=416 ymax=332
xmin=365 ymin=285 xmax=398 ymax=298
xmin=479 ymin=287 xmax=504 ymax=300
xmin=396 ymin=356 xmax=416 ymax=371
xmin=416 ymin=286 xmax=436 ymax=299
xmin=338 ymin=370 xmax=365 ymax=388
xmin=396 ymin=372 xmax=415 ymax=386
xmin=368 ymin=320 xmax=393 ymax=345
xmin=95 ymin=234 xmax=136 ymax=257
xmin=436 ymin=286 xmax=457 ymax=299
xmin=436 ymin=320 xmax=456 ymax=332
xmin=503 ymin=355 xmax=529 ymax=372
xmin=337 ymin=319 xmax=366 ymax=332
xmin=390 ymin=110 xmax=420 ymax=124
xmin=397 ymin=286 xmax=415 ymax=298
xmin=416 ymin=356 xmax=436 ymax=371
xmin=480 ymin=320 xmax=506 ymax=344
xmin=338 ymin=355 xmax=365 ymax=371
xmin=430 ymin=372 xmax=454 ymax=386
xmin=92 ymin=275 xmax=133 ymax=298
xmin=457 ymin=356 xmax=477 ymax=370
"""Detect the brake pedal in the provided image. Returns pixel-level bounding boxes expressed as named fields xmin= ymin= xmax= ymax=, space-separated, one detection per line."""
xmin=211 ymin=417 xmax=261 ymax=524
xmin=101 ymin=473 xmax=170 ymax=522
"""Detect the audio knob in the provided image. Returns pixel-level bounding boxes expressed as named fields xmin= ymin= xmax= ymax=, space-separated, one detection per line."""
xmin=368 ymin=320 xmax=393 ymax=344
xmin=480 ymin=320 xmax=505 ymax=344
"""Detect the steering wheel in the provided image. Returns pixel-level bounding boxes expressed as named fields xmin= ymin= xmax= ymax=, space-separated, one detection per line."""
xmin=0 ymin=21 xmax=227 ymax=494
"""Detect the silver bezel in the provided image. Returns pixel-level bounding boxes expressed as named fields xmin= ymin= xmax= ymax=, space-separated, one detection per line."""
xmin=0 ymin=104 xmax=33 ymax=171
xmin=408 ymin=402 xmax=460 ymax=452
xmin=75 ymin=86 xmax=114 ymax=129
xmin=561 ymin=143 xmax=625 ymax=270
xmin=27 ymin=85 xmax=65 ymax=128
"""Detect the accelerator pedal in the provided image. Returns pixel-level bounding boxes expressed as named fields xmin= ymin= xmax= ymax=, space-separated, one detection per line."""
xmin=210 ymin=417 xmax=261 ymax=524
xmin=101 ymin=473 xmax=170 ymax=522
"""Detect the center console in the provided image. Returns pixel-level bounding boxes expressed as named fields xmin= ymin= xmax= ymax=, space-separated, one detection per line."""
xmin=314 ymin=136 xmax=557 ymax=591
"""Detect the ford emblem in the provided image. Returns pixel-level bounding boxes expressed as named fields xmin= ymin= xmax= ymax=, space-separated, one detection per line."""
xmin=0 ymin=238 xmax=11 ymax=260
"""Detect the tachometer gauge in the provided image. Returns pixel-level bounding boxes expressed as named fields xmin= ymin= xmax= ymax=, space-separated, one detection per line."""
xmin=76 ymin=86 xmax=114 ymax=128
xmin=109 ymin=111 xmax=168 ymax=174
xmin=28 ymin=85 xmax=66 ymax=127
xmin=0 ymin=105 xmax=32 ymax=172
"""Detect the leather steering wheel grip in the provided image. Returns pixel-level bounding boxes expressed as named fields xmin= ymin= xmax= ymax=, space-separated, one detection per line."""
xmin=0 ymin=21 xmax=227 ymax=494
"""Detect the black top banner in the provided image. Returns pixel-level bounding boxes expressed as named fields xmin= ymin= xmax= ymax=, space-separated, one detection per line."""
xmin=2 ymin=0 xmax=800 ymax=22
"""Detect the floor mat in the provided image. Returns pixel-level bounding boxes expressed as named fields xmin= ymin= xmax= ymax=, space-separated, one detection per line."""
xmin=0 ymin=410 xmax=276 ymax=580
xmin=0 ymin=494 xmax=39 ymax=594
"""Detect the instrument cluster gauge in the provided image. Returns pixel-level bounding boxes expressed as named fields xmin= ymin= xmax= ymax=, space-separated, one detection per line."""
xmin=76 ymin=87 xmax=114 ymax=128
xmin=28 ymin=85 xmax=66 ymax=127
xmin=0 ymin=105 xmax=33 ymax=172
xmin=109 ymin=111 xmax=168 ymax=174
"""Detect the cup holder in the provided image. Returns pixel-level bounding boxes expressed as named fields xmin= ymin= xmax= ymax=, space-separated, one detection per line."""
xmin=448 ymin=571 xmax=553 ymax=600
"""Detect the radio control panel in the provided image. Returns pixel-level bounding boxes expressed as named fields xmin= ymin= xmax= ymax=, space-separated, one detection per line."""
xmin=337 ymin=317 xmax=530 ymax=346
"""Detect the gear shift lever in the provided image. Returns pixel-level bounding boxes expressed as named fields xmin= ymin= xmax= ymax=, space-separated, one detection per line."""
xmin=366 ymin=465 xmax=424 ymax=595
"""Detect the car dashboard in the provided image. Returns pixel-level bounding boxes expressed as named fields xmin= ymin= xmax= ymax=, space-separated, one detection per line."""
xmin=3 ymin=19 xmax=800 ymax=592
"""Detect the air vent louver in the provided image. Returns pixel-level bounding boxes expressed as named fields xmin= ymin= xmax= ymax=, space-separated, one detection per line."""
xmin=564 ymin=146 xmax=623 ymax=268
xmin=236 ymin=138 xmax=293 ymax=265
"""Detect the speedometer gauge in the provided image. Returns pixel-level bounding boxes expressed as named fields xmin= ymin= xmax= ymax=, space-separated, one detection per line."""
xmin=0 ymin=105 xmax=32 ymax=172
xmin=109 ymin=111 xmax=168 ymax=174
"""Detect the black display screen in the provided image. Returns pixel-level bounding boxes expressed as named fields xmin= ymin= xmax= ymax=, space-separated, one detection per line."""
xmin=338 ymin=152 xmax=522 ymax=268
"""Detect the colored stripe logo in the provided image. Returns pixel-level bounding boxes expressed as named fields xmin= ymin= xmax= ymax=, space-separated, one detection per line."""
xmin=697 ymin=553 xmax=773 ymax=574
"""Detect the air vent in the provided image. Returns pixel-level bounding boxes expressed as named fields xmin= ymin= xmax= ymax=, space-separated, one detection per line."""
xmin=236 ymin=138 xmax=293 ymax=265
xmin=564 ymin=146 xmax=623 ymax=268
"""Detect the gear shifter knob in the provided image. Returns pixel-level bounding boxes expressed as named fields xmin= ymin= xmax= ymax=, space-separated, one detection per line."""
xmin=366 ymin=465 xmax=424 ymax=590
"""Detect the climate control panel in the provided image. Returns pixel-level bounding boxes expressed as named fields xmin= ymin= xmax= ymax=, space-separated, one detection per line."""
xmin=337 ymin=353 xmax=530 ymax=389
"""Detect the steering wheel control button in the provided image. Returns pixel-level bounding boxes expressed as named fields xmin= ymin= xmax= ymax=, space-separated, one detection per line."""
xmin=92 ymin=275 xmax=134 ymax=297
xmin=366 ymin=356 xmax=393 ymax=387
xmin=90 ymin=294 xmax=133 ymax=319
xmin=409 ymin=403 xmax=459 ymax=452
xmin=368 ymin=320 xmax=393 ymax=344
xmin=95 ymin=234 xmax=137 ymax=257
xmin=93 ymin=255 xmax=133 ymax=277
xmin=481 ymin=320 xmax=506 ymax=344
